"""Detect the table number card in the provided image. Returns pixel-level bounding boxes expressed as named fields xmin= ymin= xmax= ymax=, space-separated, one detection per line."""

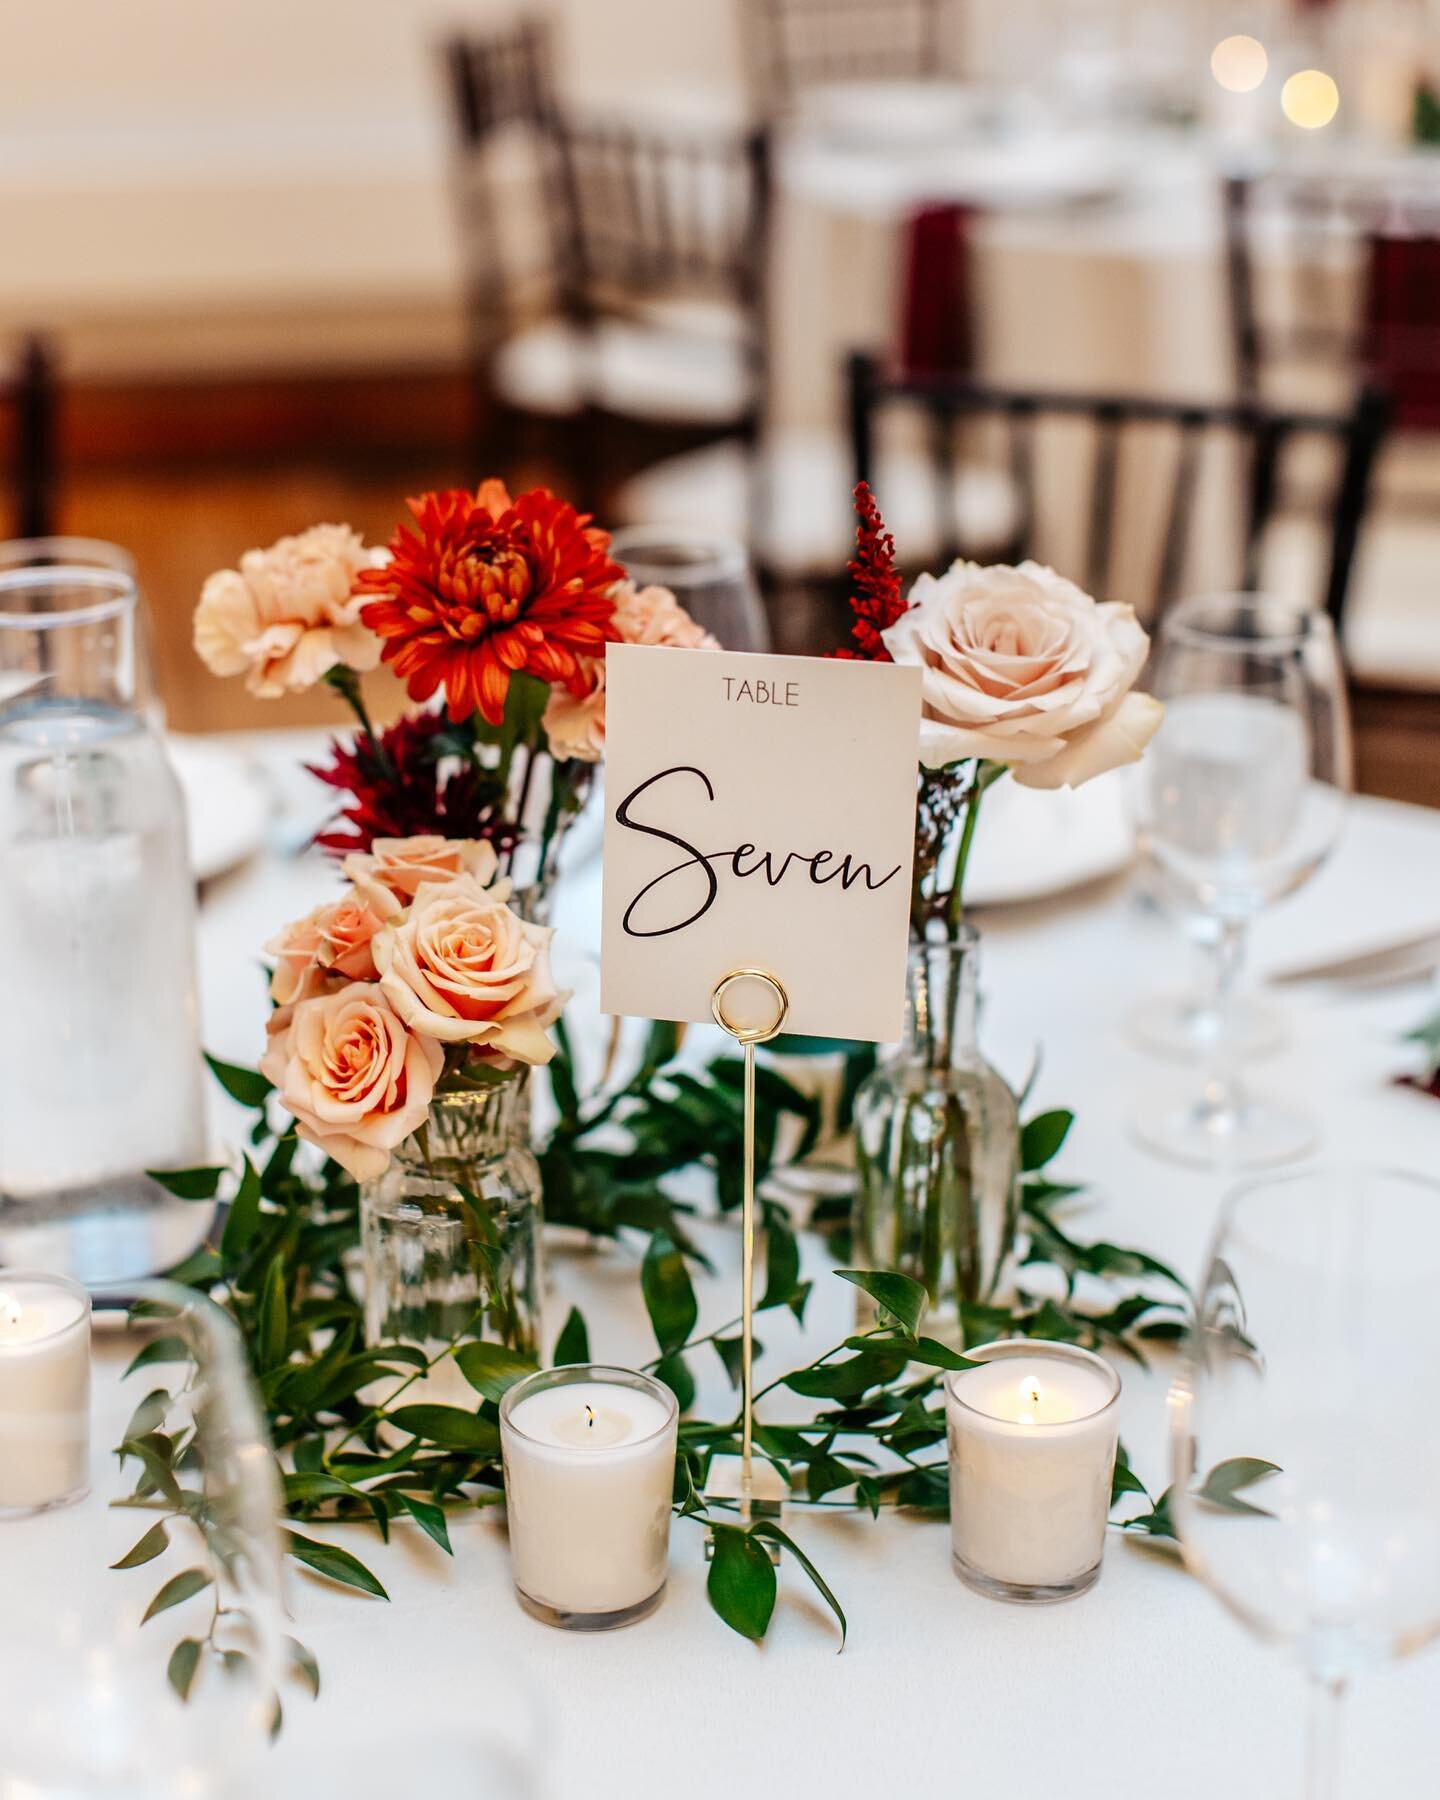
xmin=601 ymin=644 xmax=922 ymax=1042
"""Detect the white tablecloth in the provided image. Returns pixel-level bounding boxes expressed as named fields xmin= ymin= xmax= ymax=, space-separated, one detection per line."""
xmin=20 ymin=733 xmax=1440 ymax=1798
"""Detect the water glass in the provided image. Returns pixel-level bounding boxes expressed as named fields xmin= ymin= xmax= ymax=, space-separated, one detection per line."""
xmin=1130 ymin=595 xmax=1350 ymax=1167
xmin=0 ymin=565 xmax=207 ymax=1282
xmin=1170 ymin=1166 xmax=1440 ymax=1800
xmin=609 ymin=525 xmax=769 ymax=651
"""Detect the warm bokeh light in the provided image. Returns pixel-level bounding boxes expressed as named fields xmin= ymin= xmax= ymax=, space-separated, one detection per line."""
xmin=1281 ymin=68 xmax=1340 ymax=128
xmin=1210 ymin=35 xmax=1268 ymax=93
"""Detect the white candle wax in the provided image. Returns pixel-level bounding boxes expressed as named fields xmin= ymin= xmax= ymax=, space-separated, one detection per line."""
xmin=0 ymin=1273 xmax=91 ymax=1512
xmin=946 ymin=1340 xmax=1119 ymax=1597
xmin=500 ymin=1367 xmax=677 ymax=1624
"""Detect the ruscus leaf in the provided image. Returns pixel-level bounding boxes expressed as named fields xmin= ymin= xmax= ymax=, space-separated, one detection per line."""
xmin=142 ymin=1568 xmax=212 ymax=1625
xmin=641 ymin=1229 xmax=698 ymax=1356
xmin=834 ymin=1269 xmax=926 ymax=1336
xmin=285 ymin=1531 xmax=389 ymax=1599
xmin=706 ymin=1525 xmax=776 ymax=1641
xmin=167 ymin=1638 xmax=202 ymax=1702
xmin=111 ymin=1520 xmax=170 ymax=1570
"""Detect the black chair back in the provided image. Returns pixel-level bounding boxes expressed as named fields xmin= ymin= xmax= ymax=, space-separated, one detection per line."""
xmin=549 ymin=119 xmax=771 ymax=329
xmin=847 ymin=352 xmax=1389 ymax=632
xmin=442 ymin=22 xmax=567 ymax=349
xmin=13 ymin=336 xmax=56 ymax=541
xmin=1223 ymin=168 xmax=1440 ymax=406
xmin=744 ymin=0 xmax=950 ymax=110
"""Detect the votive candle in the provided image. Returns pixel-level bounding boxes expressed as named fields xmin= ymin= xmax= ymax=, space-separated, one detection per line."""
xmin=0 ymin=1271 xmax=91 ymax=1514
xmin=945 ymin=1339 xmax=1119 ymax=1602
xmin=500 ymin=1364 xmax=677 ymax=1629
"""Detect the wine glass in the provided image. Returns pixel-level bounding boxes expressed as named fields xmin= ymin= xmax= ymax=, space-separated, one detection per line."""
xmin=609 ymin=525 xmax=769 ymax=651
xmin=0 ymin=1280 xmax=286 ymax=1796
xmin=1130 ymin=594 xmax=1350 ymax=1167
xmin=1169 ymin=1166 xmax=1440 ymax=1800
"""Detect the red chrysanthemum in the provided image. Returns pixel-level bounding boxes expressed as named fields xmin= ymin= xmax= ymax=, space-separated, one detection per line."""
xmin=307 ymin=713 xmax=516 ymax=859
xmin=356 ymin=480 xmax=624 ymax=726
xmin=835 ymin=482 xmax=909 ymax=661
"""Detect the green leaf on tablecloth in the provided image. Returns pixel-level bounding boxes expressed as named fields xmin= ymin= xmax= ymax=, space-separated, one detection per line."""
xmin=656 ymin=1351 xmax=695 ymax=1412
xmin=121 ymin=1431 xmax=183 ymax=1507
xmin=805 ymin=1454 xmax=856 ymax=1502
xmin=123 ymin=1336 xmax=191 ymax=1380
xmin=286 ymin=1531 xmax=389 ymax=1599
xmin=141 ymin=1568 xmax=212 ymax=1624
xmin=167 ymin=1638 xmax=202 ymax=1702
xmin=760 ymin=1214 xmax=802 ymax=1311
xmin=386 ymin=1406 xmax=500 ymax=1457
xmin=641 ymin=1229 xmax=698 ymax=1355
xmin=1110 ymin=1444 xmax=1151 ymax=1509
xmin=204 ymin=1054 xmax=274 ymax=1109
xmin=111 ymin=1520 xmax=170 ymax=1570
xmin=1020 ymin=1109 xmax=1073 ymax=1170
xmin=1123 ymin=1485 xmax=1176 ymax=1541
xmin=220 ymin=1156 xmax=262 ymax=1260
xmin=397 ymin=1492 xmax=453 ymax=1554
xmin=287 ymin=1637 xmax=321 ymax=1700
xmin=552 ymin=1305 xmax=590 ymax=1367
xmin=784 ymin=1346 xmax=910 ymax=1399
xmin=856 ymin=1475 xmax=882 ymax=1520
xmin=146 ymin=1166 xmax=227 ymax=1200
xmin=454 ymin=1341 xmax=538 ymax=1403
xmin=256 ymin=1258 xmax=288 ymax=1371
xmin=834 ymin=1269 xmax=927 ymax=1336
xmin=1197 ymin=1457 xmax=1281 ymax=1518
xmin=752 ymin=1522 xmax=847 ymax=1650
xmin=707 ymin=1525 xmax=777 ymax=1641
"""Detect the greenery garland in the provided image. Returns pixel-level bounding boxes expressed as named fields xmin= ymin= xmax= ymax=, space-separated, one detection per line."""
xmin=114 ymin=1026 xmax=1224 ymax=1707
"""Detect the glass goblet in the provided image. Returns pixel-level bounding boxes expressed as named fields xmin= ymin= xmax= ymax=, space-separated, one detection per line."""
xmin=609 ymin=525 xmax=769 ymax=652
xmin=1130 ymin=594 xmax=1350 ymax=1167
xmin=1170 ymin=1165 xmax=1440 ymax=1800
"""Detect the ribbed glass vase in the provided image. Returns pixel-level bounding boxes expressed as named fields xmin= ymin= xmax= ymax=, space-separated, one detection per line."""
xmin=360 ymin=1078 xmax=543 ymax=1381
xmin=852 ymin=927 xmax=1020 ymax=1344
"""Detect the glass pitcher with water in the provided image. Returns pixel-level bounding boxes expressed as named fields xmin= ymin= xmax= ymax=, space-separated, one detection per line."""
xmin=0 ymin=564 xmax=208 ymax=1280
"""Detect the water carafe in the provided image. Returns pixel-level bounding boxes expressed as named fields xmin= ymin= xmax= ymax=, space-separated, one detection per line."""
xmin=0 ymin=564 xmax=209 ymax=1280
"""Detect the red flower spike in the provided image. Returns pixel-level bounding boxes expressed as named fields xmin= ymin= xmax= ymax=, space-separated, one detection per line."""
xmin=356 ymin=480 xmax=624 ymax=726
xmin=836 ymin=482 xmax=909 ymax=661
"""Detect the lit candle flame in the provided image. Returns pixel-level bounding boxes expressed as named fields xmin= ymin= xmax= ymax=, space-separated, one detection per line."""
xmin=584 ymin=1404 xmax=595 ymax=1430
xmin=0 ymin=1289 xmax=20 ymax=1327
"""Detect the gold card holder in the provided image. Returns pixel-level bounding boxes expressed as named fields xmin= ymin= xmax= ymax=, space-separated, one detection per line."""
xmin=703 ymin=969 xmax=792 ymax=1557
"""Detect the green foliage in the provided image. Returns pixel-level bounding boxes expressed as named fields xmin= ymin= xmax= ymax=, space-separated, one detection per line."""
xmin=116 ymin=1043 xmax=1210 ymax=1686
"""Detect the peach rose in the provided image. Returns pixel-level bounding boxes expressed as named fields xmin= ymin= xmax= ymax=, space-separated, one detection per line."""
xmin=259 ymin=983 xmax=442 ymax=1181
xmin=194 ymin=523 xmax=382 ymax=698
xmin=373 ymin=876 xmax=563 ymax=1063
xmin=343 ymin=836 xmax=504 ymax=913
xmin=882 ymin=560 xmax=1164 ymax=789
xmin=542 ymin=657 xmax=606 ymax=764
xmin=265 ymin=893 xmax=391 ymax=1005
xmin=611 ymin=581 xmax=720 ymax=650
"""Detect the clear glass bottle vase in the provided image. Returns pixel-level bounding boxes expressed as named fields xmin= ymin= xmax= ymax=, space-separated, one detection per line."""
xmin=360 ymin=1079 xmax=544 ymax=1383
xmin=852 ymin=927 xmax=1020 ymax=1343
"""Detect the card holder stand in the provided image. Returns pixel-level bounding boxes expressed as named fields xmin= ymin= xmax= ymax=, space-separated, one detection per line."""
xmin=702 ymin=969 xmax=792 ymax=1560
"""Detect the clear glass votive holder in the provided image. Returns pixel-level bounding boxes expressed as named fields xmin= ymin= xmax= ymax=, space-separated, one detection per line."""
xmin=945 ymin=1338 xmax=1120 ymax=1604
xmin=0 ymin=1270 xmax=91 ymax=1517
xmin=499 ymin=1364 xmax=678 ymax=1631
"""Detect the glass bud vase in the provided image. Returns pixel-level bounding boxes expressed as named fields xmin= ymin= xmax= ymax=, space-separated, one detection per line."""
xmin=852 ymin=927 xmax=1020 ymax=1344
xmin=360 ymin=1080 xmax=544 ymax=1395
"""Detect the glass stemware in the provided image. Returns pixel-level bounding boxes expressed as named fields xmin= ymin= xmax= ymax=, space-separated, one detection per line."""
xmin=1130 ymin=594 xmax=1350 ymax=1167
xmin=609 ymin=525 xmax=769 ymax=652
xmin=0 ymin=1280 xmax=287 ymax=1797
xmin=1170 ymin=1166 xmax=1440 ymax=1800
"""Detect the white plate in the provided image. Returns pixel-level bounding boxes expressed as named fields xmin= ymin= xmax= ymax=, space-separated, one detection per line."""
xmin=166 ymin=734 xmax=272 ymax=881
xmin=963 ymin=769 xmax=1134 ymax=906
xmin=799 ymin=80 xmax=987 ymax=150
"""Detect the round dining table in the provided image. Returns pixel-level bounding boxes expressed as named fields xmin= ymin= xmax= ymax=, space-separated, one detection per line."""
xmin=13 ymin=729 xmax=1440 ymax=1798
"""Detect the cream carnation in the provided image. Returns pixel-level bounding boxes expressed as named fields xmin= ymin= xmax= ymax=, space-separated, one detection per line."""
xmin=373 ymin=876 xmax=563 ymax=1063
xmin=259 ymin=983 xmax=442 ymax=1181
xmin=611 ymin=581 xmax=719 ymax=650
xmin=882 ymin=560 xmax=1163 ymax=789
xmin=194 ymin=523 xmax=382 ymax=698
